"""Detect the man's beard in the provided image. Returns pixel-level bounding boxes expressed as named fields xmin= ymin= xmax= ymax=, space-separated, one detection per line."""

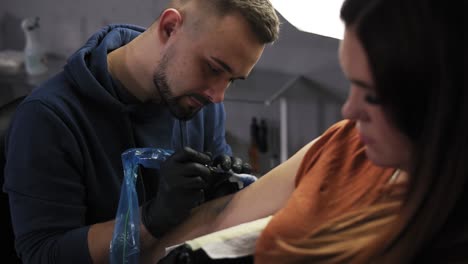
xmin=153 ymin=55 xmax=211 ymax=121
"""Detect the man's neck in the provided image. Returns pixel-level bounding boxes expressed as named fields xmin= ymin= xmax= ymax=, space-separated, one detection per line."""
xmin=107 ymin=43 xmax=153 ymax=102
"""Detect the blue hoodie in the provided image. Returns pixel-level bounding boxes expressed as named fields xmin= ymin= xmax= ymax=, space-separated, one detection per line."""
xmin=3 ymin=24 xmax=231 ymax=263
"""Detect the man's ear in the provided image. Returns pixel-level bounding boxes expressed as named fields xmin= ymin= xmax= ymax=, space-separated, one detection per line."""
xmin=158 ymin=8 xmax=183 ymax=44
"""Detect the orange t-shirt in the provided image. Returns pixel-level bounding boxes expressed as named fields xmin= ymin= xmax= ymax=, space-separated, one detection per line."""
xmin=254 ymin=120 xmax=396 ymax=263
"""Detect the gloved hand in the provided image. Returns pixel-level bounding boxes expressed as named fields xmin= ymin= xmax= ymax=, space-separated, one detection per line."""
xmin=204 ymin=154 xmax=253 ymax=200
xmin=212 ymin=154 xmax=252 ymax=174
xmin=141 ymin=147 xmax=211 ymax=238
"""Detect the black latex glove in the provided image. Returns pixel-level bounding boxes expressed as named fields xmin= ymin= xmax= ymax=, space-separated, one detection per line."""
xmin=203 ymin=154 xmax=252 ymax=201
xmin=204 ymin=171 xmax=240 ymax=201
xmin=212 ymin=154 xmax=252 ymax=174
xmin=142 ymin=147 xmax=211 ymax=238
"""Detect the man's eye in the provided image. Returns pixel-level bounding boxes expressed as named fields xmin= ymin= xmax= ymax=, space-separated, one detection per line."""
xmin=208 ymin=64 xmax=222 ymax=75
xmin=365 ymin=94 xmax=382 ymax=105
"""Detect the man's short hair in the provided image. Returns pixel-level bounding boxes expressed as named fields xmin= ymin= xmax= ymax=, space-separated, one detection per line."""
xmin=169 ymin=0 xmax=280 ymax=44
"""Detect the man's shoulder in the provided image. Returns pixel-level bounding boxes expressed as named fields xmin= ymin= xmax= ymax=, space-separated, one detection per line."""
xmin=19 ymin=72 xmax=80 ymax=116
xmin=30 ymin=71 xmax=76 ymax=99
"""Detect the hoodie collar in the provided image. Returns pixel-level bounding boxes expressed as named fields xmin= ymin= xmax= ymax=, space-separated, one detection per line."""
xmin=64 ymin=24 xmax=146 ymax=113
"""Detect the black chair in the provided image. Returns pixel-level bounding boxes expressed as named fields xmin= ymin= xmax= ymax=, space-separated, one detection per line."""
xmin=1 ymin=95 xmax=27 ymax=264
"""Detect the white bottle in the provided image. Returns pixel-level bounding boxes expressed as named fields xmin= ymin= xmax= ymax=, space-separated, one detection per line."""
xmin=21 ymin=17 xmax=48 ymax=75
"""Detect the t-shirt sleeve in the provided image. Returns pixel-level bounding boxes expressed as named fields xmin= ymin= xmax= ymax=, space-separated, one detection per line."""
xmin=294 ymin=119 xmax=354 ymax=186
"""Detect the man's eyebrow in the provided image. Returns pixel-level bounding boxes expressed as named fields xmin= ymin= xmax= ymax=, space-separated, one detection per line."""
xmin=211 ymin=57 xmax=246 ymax=80
xmin=349 ymin=78 xmax=374 ymax=90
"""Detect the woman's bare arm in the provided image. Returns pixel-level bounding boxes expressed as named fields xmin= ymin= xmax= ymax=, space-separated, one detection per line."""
xmin=148 ymin=138 xmax=319 ymax=262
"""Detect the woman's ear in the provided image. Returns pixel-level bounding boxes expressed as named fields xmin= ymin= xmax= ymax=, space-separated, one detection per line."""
xmin=158 ymin=8 xmax=183 ymax=44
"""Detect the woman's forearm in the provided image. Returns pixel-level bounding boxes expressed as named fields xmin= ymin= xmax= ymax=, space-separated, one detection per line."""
xmin=148 ymin=194 xmax=236 ymax=262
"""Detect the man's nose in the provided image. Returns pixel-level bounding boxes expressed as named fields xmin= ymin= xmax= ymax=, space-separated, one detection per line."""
xmin=204 ymin=80 xmax=230 ymax=103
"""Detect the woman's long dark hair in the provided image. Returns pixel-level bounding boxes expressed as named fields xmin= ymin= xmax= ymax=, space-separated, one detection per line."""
xmin=341 ymin=0 xmax=467 ymax=262
xmin=277 ymin=0 xmax=467 ymax=262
